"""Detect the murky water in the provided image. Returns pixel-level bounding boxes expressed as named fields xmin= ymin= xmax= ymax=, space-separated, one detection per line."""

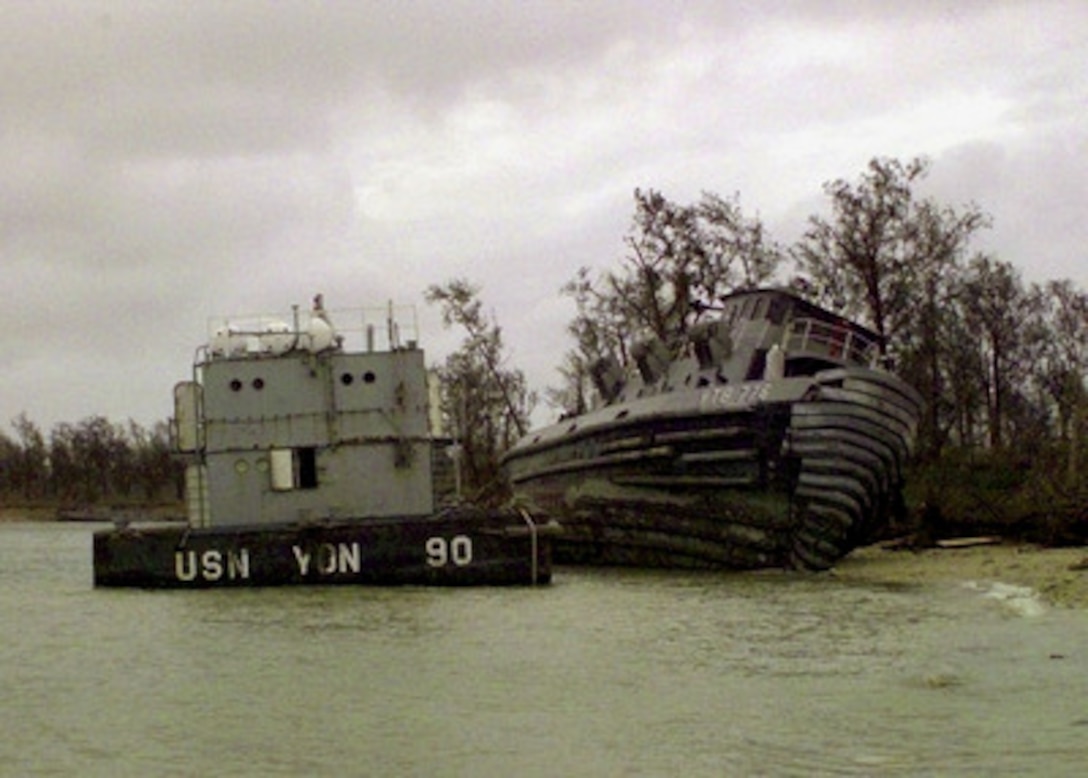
xmin=2 ymin=521 xmax=1087 ymax=777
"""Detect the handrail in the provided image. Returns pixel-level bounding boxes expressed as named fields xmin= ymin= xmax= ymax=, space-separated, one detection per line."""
xmin=785 ymin=318 xmax=878 ymax=366
xmin=204 ymin=302 xmax=420 ymax=359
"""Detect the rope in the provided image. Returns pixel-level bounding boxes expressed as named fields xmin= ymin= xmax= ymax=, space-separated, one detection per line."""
xmin=517 ymin=507 xmax=539 ymax=584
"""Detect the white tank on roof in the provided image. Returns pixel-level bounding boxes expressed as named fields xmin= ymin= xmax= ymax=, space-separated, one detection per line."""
xmin=260 ymin=321 xmax=294 ymax=355
xmin=210 ymin=326 xmax=246 ymax=357
xmin=306 ymin=316 xmax=335 ymax=352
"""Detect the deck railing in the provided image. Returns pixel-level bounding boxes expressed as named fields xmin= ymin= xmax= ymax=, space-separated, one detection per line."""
xmin=785 ymin=318 xmax=879 ymax=366
xmin=204 ymin=303 xmax=420 ymax=359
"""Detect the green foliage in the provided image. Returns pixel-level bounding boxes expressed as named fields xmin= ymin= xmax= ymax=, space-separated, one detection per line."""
xmin=907 ymin=448 xmax=1087 ymax=544
xmin=552 ymin=156 xmax=1085 ymax=542
xmin=0 ymin=415 xmax=183 ymax=507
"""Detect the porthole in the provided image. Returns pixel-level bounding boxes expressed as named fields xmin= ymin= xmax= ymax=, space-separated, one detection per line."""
xmin=229 ymin=379 xmax=242 ymax=392
xmin=252 ymin=377 xmax=265 ymax=390
xmin=340 ymin=373 xmax=354 ymax=386
xmin=363 ymin=371 xmax=376 ymax=384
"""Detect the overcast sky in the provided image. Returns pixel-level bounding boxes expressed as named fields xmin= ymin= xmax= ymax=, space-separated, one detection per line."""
xmin=2 ymin=0 xmax=1085 ymax=434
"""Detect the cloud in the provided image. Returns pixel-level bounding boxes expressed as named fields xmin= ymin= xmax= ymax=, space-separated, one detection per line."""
xmin=0 ymin=0 xmax=1084 ymax=432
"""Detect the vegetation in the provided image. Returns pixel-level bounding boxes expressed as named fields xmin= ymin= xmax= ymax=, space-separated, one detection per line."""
xmin=549 ymin=157 xmax=1085 ymax=543
xmin=0 ymin=414 xmax=182 ymax=510
xmin=551 ymin=189 xmax=784 ymax=415
xmin=435 ymin=156 xmax=1085 ymax=543
xmin=4 ymin=156 xmax=1084 ymax=541
xmin=425 ymin=278 xmax=536 ymax=505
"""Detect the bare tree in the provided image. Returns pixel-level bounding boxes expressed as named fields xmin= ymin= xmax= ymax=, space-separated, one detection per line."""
xmin=1035 ymin=279 xmax=1088 ymax=486
xmin=10 ymin=414 xmax=48 ymax=501
xmin=616 ymin=188 xmax=783 ymax=346
xmin=425 ymin=279 xmax=535 ymax=503
xmin=957 ymin=256 xmax=1043 ymax=450
xmin=552 ymin=188 xmax=782 ymax=415
xmin=794 ymin=157 xmax=989 ymax=362
xmin=794 ymin=157 xmax=927 ymax=351
xmin=793 ymin=157 xmax=990 ymax=460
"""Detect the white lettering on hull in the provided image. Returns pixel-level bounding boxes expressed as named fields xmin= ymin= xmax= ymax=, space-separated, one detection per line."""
xmin=292 ymin=542 xmax=362 ymax=576
xmin=170 ymin=536 xmax=479 ymax=583
xmin=698 ymin=382 xmax=770 ymax=412
xmin=292 ymin=545 xmax=311 ymax=576
xmin=174 ymin=549 xmax=250 ymax=582
xmin=425 ymin=536 xmax=473 ymax=567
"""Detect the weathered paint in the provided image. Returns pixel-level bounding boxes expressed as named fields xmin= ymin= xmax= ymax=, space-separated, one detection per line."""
xmin=94 ymin=300 xmax=555 ymax=590
xmin=93 ymin=511 xmax=554 ymax=589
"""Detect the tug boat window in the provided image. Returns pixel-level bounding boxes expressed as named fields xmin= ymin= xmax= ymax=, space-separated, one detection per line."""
xmin=270 ymin=447 xmax=319 ymax=491
xmin=767 ymin=296 xmax=788 ymax=325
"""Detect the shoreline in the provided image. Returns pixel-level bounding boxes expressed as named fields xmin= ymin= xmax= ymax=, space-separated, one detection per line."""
xmin=832 ymin=542 xmax=1088 ymax=609
xmin=0 ymin=505 xmax=185 ymax=523
xmin=0 ymin=507 xmax=59 ymax=522
xmin=4 ymin=507 xmax=1086 ymax=607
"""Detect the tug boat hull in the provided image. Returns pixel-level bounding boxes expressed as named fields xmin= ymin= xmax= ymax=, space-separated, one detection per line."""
xmin=503 ymin=290 xmax=922 ymax=571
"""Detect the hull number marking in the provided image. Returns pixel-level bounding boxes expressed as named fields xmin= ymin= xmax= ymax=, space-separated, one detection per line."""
xmin=425 ymin=535 xmax=473 ymax=567
xmin=698 ymin=382 xmax=769 ymax=411
xmin=172 ymin=536 xmax=477 ymax=582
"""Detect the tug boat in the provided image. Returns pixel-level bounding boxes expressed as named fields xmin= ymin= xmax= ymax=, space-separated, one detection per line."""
xmin=94 ymin=296 xmax=553 ymax=588
xmin=502 ymin=288 xmax=922 ymax=571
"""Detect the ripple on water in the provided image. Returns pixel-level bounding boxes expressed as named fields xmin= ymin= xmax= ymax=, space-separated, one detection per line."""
xmin=3 ymin=524 xmax=1088 ymax=776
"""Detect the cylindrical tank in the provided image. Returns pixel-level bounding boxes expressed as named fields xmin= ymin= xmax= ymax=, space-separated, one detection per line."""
xmin=210 ymin=326 xmax=246 ymax=357
xmin=260 ymin=321 xmax=294 ymax=355
xmin=307 ymin=317 xmax=335 ymax=352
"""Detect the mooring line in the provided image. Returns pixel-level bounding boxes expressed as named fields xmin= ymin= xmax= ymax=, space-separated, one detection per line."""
xmin=518 ymin=507 xmax=538 ymax=584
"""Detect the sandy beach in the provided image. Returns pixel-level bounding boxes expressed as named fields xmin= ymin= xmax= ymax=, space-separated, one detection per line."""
xmin=833 ymin=541 xmax=1088 ymax=609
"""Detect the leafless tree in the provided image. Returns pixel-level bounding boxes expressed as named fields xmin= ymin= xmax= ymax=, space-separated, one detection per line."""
xmin=425 ymin=278 xmax=535 ymax=503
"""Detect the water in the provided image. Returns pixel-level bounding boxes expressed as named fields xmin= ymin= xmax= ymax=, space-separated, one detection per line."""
xmin=2 ymin=521 xmax=1087 ymax=777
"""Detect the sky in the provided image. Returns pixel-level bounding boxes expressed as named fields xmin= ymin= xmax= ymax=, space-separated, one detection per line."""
xmin=2 ymin=0 xmax=1085 ymax=435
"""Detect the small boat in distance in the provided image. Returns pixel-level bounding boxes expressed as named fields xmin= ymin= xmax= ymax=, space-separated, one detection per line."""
xmin=502 ymin=287 xmax=922 ymax=571
xmin=94 ymin=296 xmax=553 ymax=588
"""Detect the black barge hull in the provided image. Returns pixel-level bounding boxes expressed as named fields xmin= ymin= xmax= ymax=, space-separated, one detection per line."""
xmin=93 ymin=510 xmax=553 ymax=588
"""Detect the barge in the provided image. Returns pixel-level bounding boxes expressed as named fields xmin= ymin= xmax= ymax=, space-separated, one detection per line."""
xmin=94 ymin=296 xmax=553 ymax=588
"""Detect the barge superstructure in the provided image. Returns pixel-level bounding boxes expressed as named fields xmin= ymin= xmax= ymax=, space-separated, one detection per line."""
xmin=94 ymin=296 xmax=552 ymax=587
